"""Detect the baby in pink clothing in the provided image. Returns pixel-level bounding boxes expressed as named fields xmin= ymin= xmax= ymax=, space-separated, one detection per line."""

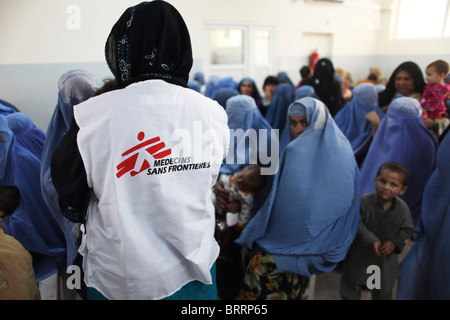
xmin=420 ymin=59 xmax=449 ymax=120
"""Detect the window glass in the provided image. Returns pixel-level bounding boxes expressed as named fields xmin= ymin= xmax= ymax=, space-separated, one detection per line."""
xmin=396 ymin=0 xmax=448 ymax=38
xmin=210 ymin=29 xmax=244 ymax=65
xmin=254 ymin=29 xmax=271 ymax=66
xmin=445 ymin=3 xmax=450 ymax=36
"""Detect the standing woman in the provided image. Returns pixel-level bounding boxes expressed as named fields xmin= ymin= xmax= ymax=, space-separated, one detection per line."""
xmin=236 ymin=98 xmax=360 ymax=300
xmin=51 ymin=1 xmax=229 ymax=300
xmin=300 ymin=58 xmax=345 ymax=117
xmin=334 ymin=83 xmax=383 ymax=166
xmin=378 ymin=61 xmax=425 ymax=112
xmin=41 ymin=70 xmax=98 ymax=275
xmin=397 ymin=126 xmax=450 ymax=299
xmin=264 ymin=83 xmax=295 ymax=135
xmin=359 ymin=97 xmax=437 ymax=226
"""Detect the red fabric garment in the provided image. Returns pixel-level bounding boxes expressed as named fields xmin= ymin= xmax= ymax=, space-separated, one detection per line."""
xmin=420 ymin=83 xmax=448 ymax=119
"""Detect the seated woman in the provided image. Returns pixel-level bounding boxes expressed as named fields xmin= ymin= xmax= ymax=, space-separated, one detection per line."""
xmin=235 ymin=97 xmax=360 ymax=300
xmin=238 ymin=77 xmax=263 ymax=110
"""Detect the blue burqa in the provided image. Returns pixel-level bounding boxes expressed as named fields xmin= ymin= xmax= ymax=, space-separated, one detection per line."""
xmin=6 ymin=112 xmax=46 ymax=160
xmin=359 ymin=97 xmax=437 ymax=225
xmin=397 ymin=131 xmax=450 ymax=299
xmin=0 ymin=115 xmax=66 ymax=282
xmin=334 ymin=83 xmax=384 ymax=157
xmin=187 ymin=79 xmax=201 ymax=93
xmin=279 ymin=86 xmax=319 ymax=152
xmin=220 ymin=94 xmax=275 ymax=176
xmin=0 ymin=102 xmax=17 ymax=116
xmin=236 ymin=98 xmax=360 ymax=277
xmin=264 ymin=83 xmax=295 ymax=134
xmin=295 ymin=85 xmax=318 ymax=100
xmin=40 ymin=69 xmax=98 ymax=267
xmin=213 ymin=88 xmax=239 ymax=109
xmin=204 ymin=75 xmax=221 ymax=99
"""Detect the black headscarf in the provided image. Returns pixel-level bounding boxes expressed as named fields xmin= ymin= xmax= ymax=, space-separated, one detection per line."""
xmin=300 ymin=58 xmax=344 ymax=117
xmin=378 ymin=61 xmax=425 ymax=109
xmin=105 ymin=1 xmax=193 ymax=88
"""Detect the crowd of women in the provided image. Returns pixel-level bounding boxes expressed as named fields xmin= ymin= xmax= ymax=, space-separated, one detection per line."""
xmin=1 ymin=1 xmax=449 ymax=301
xmin=194 ymin=57 xmax=449 ymax=300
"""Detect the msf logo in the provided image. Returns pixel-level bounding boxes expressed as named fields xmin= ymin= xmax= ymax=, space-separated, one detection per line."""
xmin=116 ymin=131 xmax=171 ymax=178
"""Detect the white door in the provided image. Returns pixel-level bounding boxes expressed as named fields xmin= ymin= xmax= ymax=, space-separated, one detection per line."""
xmin=301 ymin=32 xmax=333 ymax=60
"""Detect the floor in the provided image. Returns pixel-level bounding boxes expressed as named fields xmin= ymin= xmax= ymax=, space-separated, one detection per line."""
xmin=38 ymin=239 xmax=415 ymax=300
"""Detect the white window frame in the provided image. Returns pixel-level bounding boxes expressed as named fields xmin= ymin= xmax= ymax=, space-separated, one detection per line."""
xmin=203 ymin=22 xmax=276 ymax=82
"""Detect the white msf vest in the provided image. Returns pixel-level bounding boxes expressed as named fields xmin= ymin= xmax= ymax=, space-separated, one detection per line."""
xmin=74 ymin=80 xmax=229 ymax=299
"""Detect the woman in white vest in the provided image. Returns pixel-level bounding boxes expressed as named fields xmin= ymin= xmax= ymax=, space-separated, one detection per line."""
xmin=51 ymin=1 xmax=229 ymax=300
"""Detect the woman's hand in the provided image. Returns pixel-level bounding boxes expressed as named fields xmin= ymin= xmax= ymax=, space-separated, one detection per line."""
xmin=213 ymin=180 xmax=230 ymax=209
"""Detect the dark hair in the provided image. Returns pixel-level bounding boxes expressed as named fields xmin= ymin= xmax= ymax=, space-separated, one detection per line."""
xmin=427 ymin=59 xmax=449 ymax=75
xmin=376 ymin=162 xmax=410 ymax=186
xmin=95 ymin=78 xmax=119 ymax=96
xmin=0 ymin=186 xmax=21 ymax=217
xmin=263 ymin=76 xmax=279 ymax=89
xmin=378 ymin=61 xmax=425 ymax=108
xmin=300 ymin=66 xmax=311 ymax=79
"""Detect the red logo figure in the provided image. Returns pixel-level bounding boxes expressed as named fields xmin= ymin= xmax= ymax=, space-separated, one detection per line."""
xmin=116 ymin=131 xmax=171 ymax=178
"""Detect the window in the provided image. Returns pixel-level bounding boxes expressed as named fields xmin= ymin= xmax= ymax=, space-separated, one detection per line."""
xmin=253 ymin=29 xmax=271 ymax=66
xmin=210 ymin=29 xmax=245 ymax=65
xmin=396 ymin=0 xmax=450 ymax=39
xmin=205 ymin=24 xmax=275 ymax=88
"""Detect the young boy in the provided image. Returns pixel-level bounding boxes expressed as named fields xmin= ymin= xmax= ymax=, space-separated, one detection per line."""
xmin=340 ymin=162 xmax=414 ymax=300
xmin=0 ymin=186 xmax=40 ymax=300
xmin=421 ymin=59 xmax=449 ymax=137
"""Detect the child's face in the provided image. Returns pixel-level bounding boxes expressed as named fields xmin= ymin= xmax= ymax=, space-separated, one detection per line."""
xmin=290 ymin=116 xmax=308 ymax=138
xmin=375 ymin=169 xmax=407 ymax=202
xmin=425 ymin=66 xmax=445 ymax=85
xmin=237 ymin=167 xmax=263 ymax=191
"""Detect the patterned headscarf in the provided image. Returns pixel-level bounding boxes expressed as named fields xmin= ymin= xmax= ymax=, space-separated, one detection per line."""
xmin=105 ymin=1 xmax=193 ymax=88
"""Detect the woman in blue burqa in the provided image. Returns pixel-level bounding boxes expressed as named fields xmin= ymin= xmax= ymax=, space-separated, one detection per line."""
xmin=334 ymin=83 xmax=384 ymax=166
xmin=6 ymin=112 xmax=46 ymax=160
xmin=213 ymin=87 xmax=239 ymax=109
xmin=0 ymin=115 xmax=66 ymax=282
xmin=359 ymin=97 xmax=437 ymax=226
xmin=219 ymin=94 xmax=275 ymax=177
xmin=214 ymin=94 xmax=275 ymax=299
xmin=40 ymin=69 xmax=98 ymax=272
xmin=396 ymin=127 xmax=450 ymax=299
xmin=204 ymin=75 xmax=221 ymax=99
xmin=235 ymin=97 xmax=360 ymax=300
xmin=214 ymin=94 xmax=276 ymax=213
xmin=264 ymin=82 xmax=295 ymax=135
xmin=0 ymin=99 xmax=18 ymax=115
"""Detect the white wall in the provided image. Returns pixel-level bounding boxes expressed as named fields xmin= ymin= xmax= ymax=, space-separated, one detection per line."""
xmin=1 ymin=0 xmax=449 ymax=130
